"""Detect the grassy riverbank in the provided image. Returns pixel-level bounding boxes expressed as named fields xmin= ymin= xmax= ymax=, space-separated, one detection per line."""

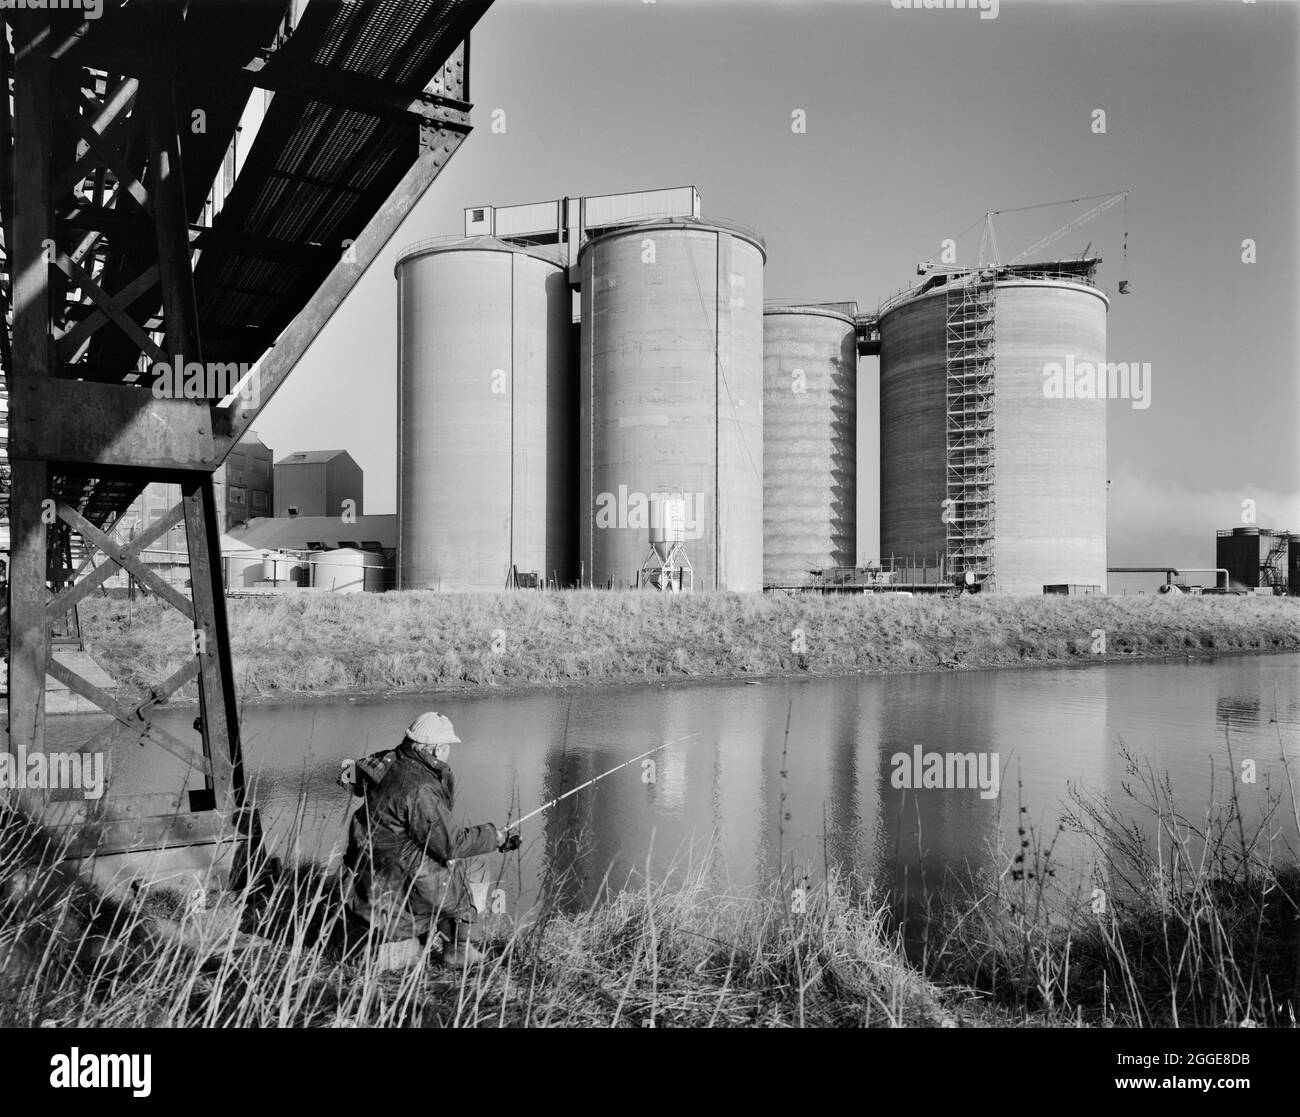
xmin=76 ymin=591 xmax=1300 ymax=704
xmin=2 ymin=752 xmax=1297 ymax=1027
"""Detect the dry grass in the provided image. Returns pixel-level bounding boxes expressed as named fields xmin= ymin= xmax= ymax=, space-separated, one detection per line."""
xmin=3 ymin=729 xmax=1297 ymax=1028
xmin=0 ymin=816 xmax=951 ymax=1028
xmin=75 ymin=590 xmax=1300 ymax=703
xmin=922 ymin=741 xmax=1300 ymax=1027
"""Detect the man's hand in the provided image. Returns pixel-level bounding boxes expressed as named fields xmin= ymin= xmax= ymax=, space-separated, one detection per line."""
xmin=497 ymin=828 xmax=521 ymax=853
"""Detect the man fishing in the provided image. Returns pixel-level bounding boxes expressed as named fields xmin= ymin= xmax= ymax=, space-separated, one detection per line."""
xmin=340 ymin=711 xmax=520 ymax=968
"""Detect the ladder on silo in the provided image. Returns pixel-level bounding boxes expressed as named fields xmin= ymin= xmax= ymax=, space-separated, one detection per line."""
xmin=944 ymin=273 xmax=996 ymax=587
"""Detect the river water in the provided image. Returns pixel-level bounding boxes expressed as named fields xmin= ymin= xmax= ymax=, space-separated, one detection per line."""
xmin=48 ymin=653 xmax=1300 ymax=929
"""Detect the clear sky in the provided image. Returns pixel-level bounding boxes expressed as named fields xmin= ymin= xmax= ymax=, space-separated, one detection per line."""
xmin=251 ymin=0 xmax=1300 ymax=589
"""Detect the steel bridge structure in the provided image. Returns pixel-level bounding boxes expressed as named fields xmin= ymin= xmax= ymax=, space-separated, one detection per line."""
xmin=0 ymin=0 xmax=490 ymax=881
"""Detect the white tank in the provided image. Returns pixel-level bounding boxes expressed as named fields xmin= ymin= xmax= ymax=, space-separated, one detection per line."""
xmin=260 ymin=553 xmax=306 ymax=585
xmin=649 ymin=497 xmax=687 ymax=559
xmin=224 ymin=552 xmax=265 ymax=590
xmin=309 ymin=548 xmax=385 ymax=593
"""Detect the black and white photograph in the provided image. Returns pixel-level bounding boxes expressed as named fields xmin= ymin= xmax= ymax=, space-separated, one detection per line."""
xmin=0 ymin=0 xmax=1297 ymax=1081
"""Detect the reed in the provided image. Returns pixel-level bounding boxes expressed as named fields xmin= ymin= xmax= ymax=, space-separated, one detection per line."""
xmin=3 ymin=728 xmax=1296 ymax=1028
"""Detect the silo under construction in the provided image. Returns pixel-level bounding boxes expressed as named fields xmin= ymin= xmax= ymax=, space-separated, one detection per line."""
xmin=878 ymin=262 xmax=1108 ymax=594
xmin=579 ymin=218 xmax=765 ymax=591
xmin=762 ymin=305 xmax=858 ymax=586
xmin=396 ymin=237 xmax=576 ymax=591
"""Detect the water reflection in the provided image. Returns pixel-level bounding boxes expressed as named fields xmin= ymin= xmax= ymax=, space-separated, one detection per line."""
xmin=43 ymin=655 xmax=1300 ymax=923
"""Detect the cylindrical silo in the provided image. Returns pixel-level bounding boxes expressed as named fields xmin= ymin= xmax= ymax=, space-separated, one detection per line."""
xmin=579 ymin=219 xmax=765 ymax=591
xmin=396 ymin=236 xmax=576 ymax=590
xmin=763 ymin=306 xmax=858 ymax=586
xmin=879 ymin=272 xmax=1109 ymax=594
xmin=1288 ymin=534 xmax=1300 ymax=596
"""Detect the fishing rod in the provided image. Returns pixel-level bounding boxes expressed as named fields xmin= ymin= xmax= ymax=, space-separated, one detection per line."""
xmin=503 ymin=731 xmax=702 ymax=832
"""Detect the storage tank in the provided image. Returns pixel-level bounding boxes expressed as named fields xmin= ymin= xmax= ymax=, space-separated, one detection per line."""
xmin=1289 ymin=534 xmax=1300 ymax=596
xmin=309 ymin=548 xmax=385 ymax=593
xmin=396 ymin=236 xmax=576 ymax=591
xmin=261 ymin=553 xmax=306 ymax=585
xmin=649 ymin=496 xmax=686 ymax=558
xmin=579 ymin=218 xmax=765 ymax=591
xmin=879 ymin=270 xmax=1108 ymax=594
xmin=224 ymin=551 xmax=265 ymax=590
xmin=1218 ymin=526 xmax=1264 ymax=589
xmin=763 ymin=305 xmax=857 ymax=586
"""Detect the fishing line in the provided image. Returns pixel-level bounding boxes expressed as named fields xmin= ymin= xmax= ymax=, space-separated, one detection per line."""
xmin=504 ymin=731 xmax=703 ymax=832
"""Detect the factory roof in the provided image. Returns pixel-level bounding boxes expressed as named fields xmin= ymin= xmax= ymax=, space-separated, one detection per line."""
xmin=227 ymin=514 xmax=397 ymax=553
xmin=275 ymin=449 xmax=355 ymax=466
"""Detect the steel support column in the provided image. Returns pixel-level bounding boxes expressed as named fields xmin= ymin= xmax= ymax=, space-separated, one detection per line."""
xmin=6 ymin=20 xmax=54 ymax=783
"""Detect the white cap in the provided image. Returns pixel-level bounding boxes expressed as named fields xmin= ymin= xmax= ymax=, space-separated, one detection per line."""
xmin=406 ymin=711 xmax=461 ymax=746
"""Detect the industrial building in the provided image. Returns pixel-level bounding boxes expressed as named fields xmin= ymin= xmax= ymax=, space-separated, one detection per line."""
xmin=762 ymin=304 xmax=859 ymax=587
xmin=229 ymin=513 xmax=397 ymax=554
xmin=396 ymin=188 xmax=769 ymax=593
xmin=1216 ymin=527 xmax=1298 ymax=593
xmin=223 ymin=513 xmax=397 ymax=593
xmin=217 ymin=432 xmax=275 ymax=528
xmin=274 ymin=449 xmax=364 ymax=518
xmin=99 ymin=433 xmax=275 ymax=589
xmin=877 ymin=259 xmax=1109 ymax=596
xmin=393 ymin=188 xmax=1133 ymax=596
xmin=579 ymin=217 xmax=766 ymax=592
xmin=395 ymin=237 xmax=575 ymax=591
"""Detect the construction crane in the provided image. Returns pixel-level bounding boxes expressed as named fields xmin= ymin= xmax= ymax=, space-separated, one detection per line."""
xmin=973 ymin=191 xmax=1132 ymax=292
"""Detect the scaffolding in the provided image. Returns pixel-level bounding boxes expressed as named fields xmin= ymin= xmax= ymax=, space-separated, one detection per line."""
xmin=944 ymin=273 xmax=997 ymax=586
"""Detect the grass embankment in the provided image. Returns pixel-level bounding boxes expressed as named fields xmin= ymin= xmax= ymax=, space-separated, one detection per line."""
xmin=77 ymin=591 xmax=1300 ymax=703
xmin=2 ymin=753 xmax=1297 ymax=1027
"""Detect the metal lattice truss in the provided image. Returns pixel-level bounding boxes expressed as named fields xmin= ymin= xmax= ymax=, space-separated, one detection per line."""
xmin=944 ymin=273 xmax=996 ymax=586
xmin=1 ymin=1 xmax=489 ymax=867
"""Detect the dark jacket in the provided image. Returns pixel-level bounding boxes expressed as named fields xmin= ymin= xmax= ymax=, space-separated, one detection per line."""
xmin=342 ymin=742 xmax=498 ymax=940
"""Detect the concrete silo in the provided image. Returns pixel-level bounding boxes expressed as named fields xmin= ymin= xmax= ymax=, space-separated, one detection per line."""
xmin=762 ymin=305 xmax=858 ymax=586
xmin=396 ymin=237 xmax=576 ymax=590
xmin=579 ymin=219 xmax=765 ymax=591
xmin=879 ymin=265 xmax=1108 ymax=594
